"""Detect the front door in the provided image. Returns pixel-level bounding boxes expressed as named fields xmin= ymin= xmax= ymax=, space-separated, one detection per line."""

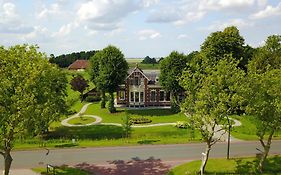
xmin=130 ymin=91 xmax=144 ymax=106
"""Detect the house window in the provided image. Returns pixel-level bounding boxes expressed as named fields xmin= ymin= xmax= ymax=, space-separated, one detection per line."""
xmin=160 ymin=91 xmax=165 ymax=101
xmin=165 ymin=92 xmax=170 ymax=101
xmin=119 ymin=91 xmax=125 ymax=100
xmin=140 ymin=92 xmax=144 ymax=102
xmin=135 ymin=92 xmax=139 ymax=102
xmin=130 ymin=78 xmax=134 ymax=85
xmin=134 ymin=77 xmax=140 ymax=85
xmin=130 ymin=92 xmax=134 ymax=102
xmin=150 ymin=90 xmax=156 ymax=102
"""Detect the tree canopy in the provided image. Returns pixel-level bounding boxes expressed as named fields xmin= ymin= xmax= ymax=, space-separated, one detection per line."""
xmin=242 ymin=35 xmax=281 ymax=172
xmin=159 ymin=51 xmax=190 ymax=112
xmin=89 ymin=45 xmax=128 ymax=112
xmin=0 ymin=45 xmax=67 ymax=175
xmin=200 ymin=26 xmax=253 ymax=70
xmin=141 ymin=56 xmax=157 ymax=64
xmin=180 ymin=55 xmax=245 ymax=174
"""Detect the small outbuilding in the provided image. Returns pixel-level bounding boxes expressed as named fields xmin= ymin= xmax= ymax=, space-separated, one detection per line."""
xmin=68 ymin=60 xmax=89 ymax=71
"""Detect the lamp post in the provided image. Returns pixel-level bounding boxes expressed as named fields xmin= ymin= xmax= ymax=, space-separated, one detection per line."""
xmin=227 ymin=117 xmax=231 ymax=159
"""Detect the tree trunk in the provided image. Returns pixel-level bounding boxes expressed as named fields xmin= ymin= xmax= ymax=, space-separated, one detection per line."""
xmin=200 ymin=143 xmax=211 ymax=175
xmin=258 ymin=129 xmax=275 ymax=173
xmin=4 ymin=149 xmax=13 ymax=175
xmin=101 ymin=90 xmax=106 ymax=108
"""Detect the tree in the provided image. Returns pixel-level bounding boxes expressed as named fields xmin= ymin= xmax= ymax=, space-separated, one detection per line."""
xmin=243 ymin=35 xmax=281 ymax=173
xmin=0 ymin=45 xmax=67 ymax=175
xmin=180 ymin=56 xmax=245 ymax=174
xmin=89 ymin=51 xmax=107 ymax=108
xmin=200 ymin=26 xmax=252 ymax=70
xmin=122 ymin=112 xmax=132 ymax=141
xmin=141 ymin=56 xmax=157 ymax=64
xmin=159 ymin=51 xmax=189 ymax=112
xmin=249 ymin=35 xmax=281 ymax=73
xmin=89 ymin=45 xmax=128 ymax=112
xmin=70 ymin=75 xmax=89 ymax=101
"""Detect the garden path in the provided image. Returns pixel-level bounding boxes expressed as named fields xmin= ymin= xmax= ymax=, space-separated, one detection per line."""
xmin=61 ymin=103 xmax=177 ymax=128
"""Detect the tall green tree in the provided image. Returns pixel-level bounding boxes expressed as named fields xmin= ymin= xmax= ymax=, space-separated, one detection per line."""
xmin=201 ymin=26 xmax=253 ymax=70
xmin=89 ymin=45 xmax=128 ymax=112
xmin=0 ymin=45 xmax=67 ymax=175
xmin=243 ymin=35 xmax=281 ymax=173
xmin=159 ymin=51 xmax=189 ymax=112
xmin=249 ymin=35 xmax=281 ymax=73
xmin=180 ymin=56 xmax=245 ymax=174
xmin=89 ymin=51 xmax=107 ymax=108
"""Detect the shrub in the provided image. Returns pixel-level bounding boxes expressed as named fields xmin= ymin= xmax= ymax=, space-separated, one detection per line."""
xmin=175 ymin=121 xmax=188 ymax=129
xmin=106 ymin=95 xmax=116 ymax=113
xmin=130 ymin=117 xmax=152 ymax=124
xmin=84 ymin=96 xmax=101 ymax=102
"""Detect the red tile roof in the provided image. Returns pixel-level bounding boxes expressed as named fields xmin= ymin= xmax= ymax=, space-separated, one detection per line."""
xmin=68 ymin=60 xmax=89 ymax=70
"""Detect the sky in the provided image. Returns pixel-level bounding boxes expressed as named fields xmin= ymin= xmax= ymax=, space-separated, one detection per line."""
xmin=0 ymin=0 xmax=280 ymax=58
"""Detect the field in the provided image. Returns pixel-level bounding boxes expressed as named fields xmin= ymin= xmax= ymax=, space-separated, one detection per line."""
xmin=126 ymin=58 xmax=160 ymax=69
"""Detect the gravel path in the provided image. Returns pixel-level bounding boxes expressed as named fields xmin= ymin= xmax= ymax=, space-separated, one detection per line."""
xmin=61 ymin=103 xmax=243 ymax=140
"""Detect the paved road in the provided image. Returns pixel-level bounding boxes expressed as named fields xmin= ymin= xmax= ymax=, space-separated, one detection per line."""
xmin=1 ymin=141 xmax=281 ymax=170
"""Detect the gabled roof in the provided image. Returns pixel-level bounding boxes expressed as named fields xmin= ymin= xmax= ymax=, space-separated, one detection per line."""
xmin=68 ymin=60 xmax=89 ymax=70
xmin=126 ymin=65 xmax=150 ymax=80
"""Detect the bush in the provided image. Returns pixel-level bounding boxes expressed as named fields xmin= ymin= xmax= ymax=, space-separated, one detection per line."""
xmin=66 ymin=110 xmax=77 ymax=115
xmin=175 ymin=121 xmax=188 ymax=129
xmin=84 ymin=96 xmax=101 ymax=102
xmin=171 ymin=101 xmax=180 ymax=113
xmin=130 ymin=117 xmax=152 ymax=124
xmin=107 ymin=94 xmax=116 ymax=113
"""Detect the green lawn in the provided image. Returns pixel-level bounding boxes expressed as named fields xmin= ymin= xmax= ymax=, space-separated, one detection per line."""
xmin=231 ymin=115 xmax=281 ymax=140
xmin=33 ymin=165 xmax=90 ymax=175
xmin=84 ymin=102 xmax=187 ymax=124
xmin=168 ymin=155 xmax=281 ymax=175
xmin=68 ymin=116 xmax=96 ymax=125
xmin=14 ymin=125 xmax=201 ymax=149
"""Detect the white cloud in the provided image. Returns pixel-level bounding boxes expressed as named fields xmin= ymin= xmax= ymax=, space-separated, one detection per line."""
xmin=174 ymin=11 xmax=206 ymax=26
xmin=22 ymin=26 xmax=49 ymax=41
xmin=138 ymin=29 xmax=161 ymax=40
xmin=250 ymin=2 xmax=281 ymax=19
xmin=0 ymin=2 xmax=33 ymax=34
xmin=141 ymin=0 xmax=160 ymax=7
xmin=177 ymin=34 xmax=188 ymax=39
xmin=77 ymin=0 xmax=138 ymax=31
xmin=52 ymin=22 xmax=79 ymax=37
xmin=205 ymin=18 xmax=254 ymax=31
xmin=199 ymin=0 xmax=256 ymax=11
xmin=37 ymin=3 xmax=61 ymax=19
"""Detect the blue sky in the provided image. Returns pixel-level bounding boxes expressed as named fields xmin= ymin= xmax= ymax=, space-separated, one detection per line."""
xmin=0 ymin=0 xmax=280 ymax=58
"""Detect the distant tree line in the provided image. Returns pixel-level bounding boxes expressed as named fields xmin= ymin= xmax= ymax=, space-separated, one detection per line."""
xmin=141 ymin=56 xmax=163 ymax=64
xmin=49 ymin=50 xmax=97 ymax=68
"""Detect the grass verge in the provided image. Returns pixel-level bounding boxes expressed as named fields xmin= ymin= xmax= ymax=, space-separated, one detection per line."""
xmin=14 ymin=125 xmax=201 ymax=149
xmin=231 ymin=115 xmax=281 ymax=140
xmin=168 ymin=155 xmax=281 ymax=175
xmin=33 ymin=165 xmax=90 ymax=175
